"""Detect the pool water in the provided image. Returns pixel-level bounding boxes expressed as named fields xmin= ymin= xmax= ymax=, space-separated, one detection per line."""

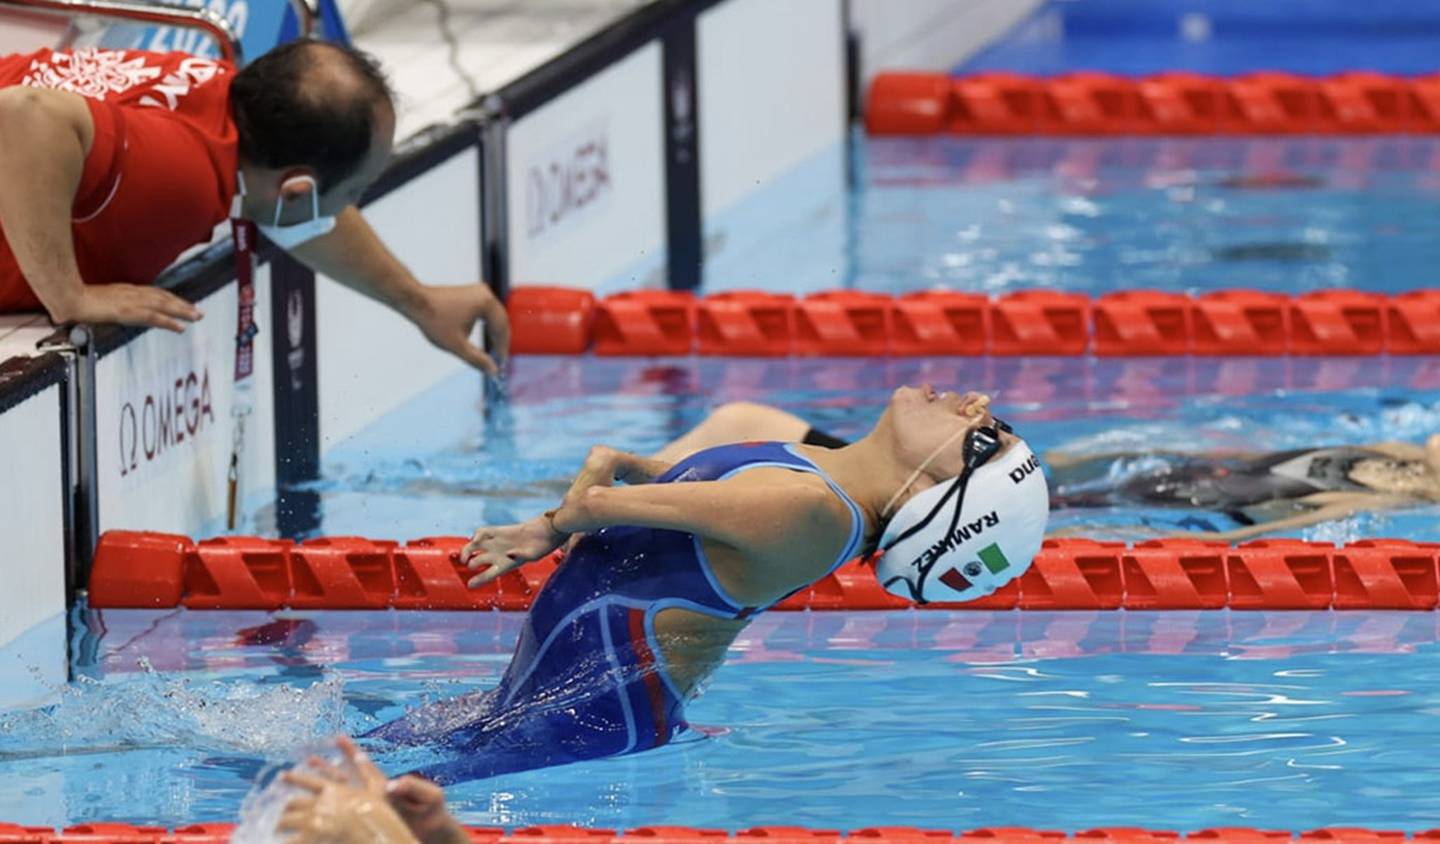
xmin=293 ymin=355 xmax=1440 ymax=544
xmin=10 ymin=97 xmax=1440 ymax=833
xmin=5 ymin=608 xmax=1440 ymax=829
xmin=959 ymin=0 xmax=1440 ymax=77
xmin=856 ymin=137 xmax=1440 ymax=297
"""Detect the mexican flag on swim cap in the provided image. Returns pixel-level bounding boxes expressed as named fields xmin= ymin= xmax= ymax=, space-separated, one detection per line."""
xmin=874 ymin=440 xmax=1048 ymax=604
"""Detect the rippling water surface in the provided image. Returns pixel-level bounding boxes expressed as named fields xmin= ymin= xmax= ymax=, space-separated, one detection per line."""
xmin=856 ymin=137 xmax=1440 ymax=296
xmin=4 ymin=609 xmax=1440 ymax=829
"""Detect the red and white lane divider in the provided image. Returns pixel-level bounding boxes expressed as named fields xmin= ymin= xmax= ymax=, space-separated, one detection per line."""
xmin=90 ymin=532 xmax=1440 ymax=612
xmin=867 ymin=70 xmax=1440 ymax=136
xmin=506 ymin=288 xmax=1440 ymax=358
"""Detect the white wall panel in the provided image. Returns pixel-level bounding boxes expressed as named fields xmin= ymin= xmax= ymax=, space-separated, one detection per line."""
xmin=0 ymin=383 xmax=67 ymax=710
xmin=697 ymin=0 xmax=846 ymax=293
xmin=850 ymin=0 xmax=1042 ymax=88
xmin=505 ymin=44 xmax=666 ymax=293
xmin=0 ymin=385 xmax=65 ymax=646
xmin=316 ymin=148 xmax=482 ymax=452
xmin=697 ymin=0 xmax=845 ymax=220
xmin=96 ymin=269 xmax=276 ymax=536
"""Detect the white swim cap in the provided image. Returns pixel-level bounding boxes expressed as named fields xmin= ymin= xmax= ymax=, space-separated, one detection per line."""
xmin=874 ymin=439 xmax=1048 ymax=603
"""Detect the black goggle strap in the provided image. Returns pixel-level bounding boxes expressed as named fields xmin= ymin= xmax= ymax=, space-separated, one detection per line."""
xmin=881 ymin=470 xmax=964 ymax=554
xmin=881 ymin=467 xmax=978 ymax=605
xmin=880 ymin=422 xmax=1005 ymax=554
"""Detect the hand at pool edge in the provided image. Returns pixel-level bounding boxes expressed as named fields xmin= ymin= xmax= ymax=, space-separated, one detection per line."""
xmin=463 ymin=515 xmax=568 ymax=588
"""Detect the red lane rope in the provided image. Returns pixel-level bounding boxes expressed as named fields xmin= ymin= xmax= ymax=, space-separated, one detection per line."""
xmin=90 ymin=532 xmax=1440 ymax=612
xmin=866 ymin=70 xmax=1440 ymax=136
xmin=506 ymin=288 xmax=1440 ymax=358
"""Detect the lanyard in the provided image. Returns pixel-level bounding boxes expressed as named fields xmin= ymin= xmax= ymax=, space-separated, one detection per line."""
xmin=232 ymin=217 xmax=260 ymax=381
xmin=227 ymin=216 xmax=259 ymax=530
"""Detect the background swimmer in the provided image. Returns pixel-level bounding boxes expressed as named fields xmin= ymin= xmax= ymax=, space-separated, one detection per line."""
xmin=667 ymin=403 xmax=1440 ymax=542
xmin=1045 ymin=435 xmax=1440 ymax=541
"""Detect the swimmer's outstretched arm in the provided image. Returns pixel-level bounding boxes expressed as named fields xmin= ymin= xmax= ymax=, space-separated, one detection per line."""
xmin=461 ymin=446 xmax=674 ymax=584
xmin=1365 ymin=436 xmax=1440 ymax=472
xmin=1179 ymin=492 xmax=1410 ymax=542
xmin=468 ymin=470 xmax=848 ymax=597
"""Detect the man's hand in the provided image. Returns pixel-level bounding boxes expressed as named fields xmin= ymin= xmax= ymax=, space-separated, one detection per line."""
xmin=409 ymin=283 xmax=510 ymax=378
xmin=387 ymin=775 xmax=470 ymax=844
xmin=58 ymin=283 xmax=203 ymax=333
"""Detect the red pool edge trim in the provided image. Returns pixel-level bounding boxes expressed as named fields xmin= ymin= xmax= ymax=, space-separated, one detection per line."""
xmin=506 ymin=288 xmax=1440 ymax=358
xmin=89 ymin=531 xmax=1440 ymax=612
xmin=865 ymin=70 xmax=1440 ymax=136
xmin=0 ymin=823 xmax=1427 ymax=843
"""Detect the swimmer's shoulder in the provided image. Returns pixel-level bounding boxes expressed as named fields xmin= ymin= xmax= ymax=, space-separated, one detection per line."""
xmin=701 ymin=489 xmax=853 ymax=606
xmin=713 ymin=469 xmax=856 ymax=566
xmin=724 ymin=467 xmax=844 ymax=521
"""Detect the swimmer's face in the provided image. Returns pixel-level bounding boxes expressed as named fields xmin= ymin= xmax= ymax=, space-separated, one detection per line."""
xmin=1350 ymin=458 xmax=1437 ymax=498
xmin=888 ymin=385 xmax=1010 ymax=478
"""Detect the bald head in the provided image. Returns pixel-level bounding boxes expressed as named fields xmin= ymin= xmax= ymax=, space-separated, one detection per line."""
xmin=231 ymin=39 xmax=395 ymax=191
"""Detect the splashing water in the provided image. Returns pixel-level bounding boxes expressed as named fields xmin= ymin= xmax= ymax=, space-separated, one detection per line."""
xmin=1304 ymin=512 xmax=1381 ymax=545
xmin=0 ymin=659 xmax=345 ymax=759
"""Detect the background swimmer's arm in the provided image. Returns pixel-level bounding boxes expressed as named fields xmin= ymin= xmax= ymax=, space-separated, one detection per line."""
xmin=1364 ymin=441 xmax=1428 ymax=461
xmin=652 ymin=402 xmax=813 ymax=464
xmin=1044 ymin=447 xmax=1260 ymax=470
xmin=1179 ymin=492 xmax=1408 ymax=542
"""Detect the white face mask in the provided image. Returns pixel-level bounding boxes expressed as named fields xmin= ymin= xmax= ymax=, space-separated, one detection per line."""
xmin=235 ymin=172 xmax=337 ymax=249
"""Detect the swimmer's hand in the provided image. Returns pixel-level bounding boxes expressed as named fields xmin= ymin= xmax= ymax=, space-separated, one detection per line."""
xmin=409 ymin=283 xmax=510 ymax=378
xmin=462 ymin=515 xmax=566 ymax=587
xmin=55 ymin=283 xmax=203 ymax=334
xmin=387 ymin=775 xmax=469 ymax=844
xmin=277 ymin=736 xmax=419 ymax=843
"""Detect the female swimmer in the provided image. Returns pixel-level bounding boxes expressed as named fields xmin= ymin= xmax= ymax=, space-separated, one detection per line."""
xmin=365 ymin=387 xmax=1049 ymax=783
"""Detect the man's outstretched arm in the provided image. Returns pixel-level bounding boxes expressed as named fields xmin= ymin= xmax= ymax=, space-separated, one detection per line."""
xmin=287 ymin=206 xmax=511 ymax=376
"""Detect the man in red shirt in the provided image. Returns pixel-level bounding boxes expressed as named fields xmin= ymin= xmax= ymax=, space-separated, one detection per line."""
xmin=0 ymin=40 xmax=509 ymax=375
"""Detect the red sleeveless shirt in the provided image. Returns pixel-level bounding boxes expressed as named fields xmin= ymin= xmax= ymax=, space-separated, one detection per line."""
xmin=0 ymin=48 xmax=238 ymax=312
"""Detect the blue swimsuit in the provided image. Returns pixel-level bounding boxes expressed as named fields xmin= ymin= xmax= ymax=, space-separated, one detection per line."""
xmin=367 ymin=442 xmax=865 ymax=784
